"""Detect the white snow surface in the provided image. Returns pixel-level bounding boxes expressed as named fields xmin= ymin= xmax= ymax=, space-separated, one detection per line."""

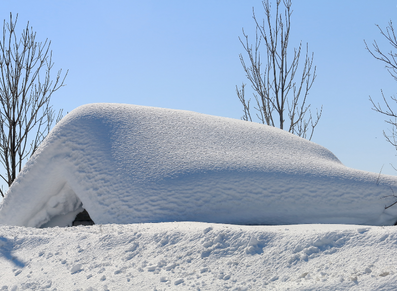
xmin=1 ymin=222 xmax=397 ymax=290
xmin=1 ymin=103 xmax=397 ymax=227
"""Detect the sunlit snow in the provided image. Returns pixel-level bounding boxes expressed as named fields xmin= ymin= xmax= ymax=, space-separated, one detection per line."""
xmin=1 ymin=223 xmax=397 ymax=290
xmin=1 ymin=103 xmax=397 ymax=227
xmin=1 ymin=103 xmax=397 ymax=289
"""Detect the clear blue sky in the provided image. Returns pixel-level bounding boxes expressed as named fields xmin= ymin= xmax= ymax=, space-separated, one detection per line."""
xmin=2 ymin=0 xmax=397 ymax=175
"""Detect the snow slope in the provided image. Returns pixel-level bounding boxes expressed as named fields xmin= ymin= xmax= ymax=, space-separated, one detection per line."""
xmin=1 ymin=103 xmax=397 ymax=227
xmin=1 ymin=222 xmax=397 ymax=290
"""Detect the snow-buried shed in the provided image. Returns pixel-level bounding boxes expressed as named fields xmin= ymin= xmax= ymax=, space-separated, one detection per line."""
xmin=1 ymin=103 xmax=397 ymax=227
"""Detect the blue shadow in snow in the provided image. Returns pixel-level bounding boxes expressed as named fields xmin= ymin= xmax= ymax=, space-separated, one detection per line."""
xmin=0 ymin=236 xmax=25 ymax=268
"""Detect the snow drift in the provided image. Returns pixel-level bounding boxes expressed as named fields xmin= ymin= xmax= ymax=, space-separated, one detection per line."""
xmin=2 ymin=223 xmax=397 ymax=290
xmin=0 ymin=103 xmax=397 ymax=227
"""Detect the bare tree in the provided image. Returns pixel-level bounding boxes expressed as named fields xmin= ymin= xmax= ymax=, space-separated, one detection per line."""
xmin=237 ymin=0 xmax=322 ymax=140
xmin=365 ymin=21 xmax=397 ymax=150
xmin=0 ymin=13 xmax=67 ymax=197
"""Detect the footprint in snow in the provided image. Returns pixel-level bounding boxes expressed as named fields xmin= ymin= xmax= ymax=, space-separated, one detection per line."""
xmin=71 ymin=264 xmax=83 ymax=274
xmin=174 ymin=278 xmax=184 ymax=285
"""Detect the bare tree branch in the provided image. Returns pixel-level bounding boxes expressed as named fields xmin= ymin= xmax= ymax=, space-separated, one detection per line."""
xmin=236 ymin=83 xmax=252 ymax=122
xmin=0 ymin=13 xmax=67 ymax=197
xmin=237 ymin=0 xmax=321 ymax=140
xmin=366 ymin=21 xmax=397 ymax=154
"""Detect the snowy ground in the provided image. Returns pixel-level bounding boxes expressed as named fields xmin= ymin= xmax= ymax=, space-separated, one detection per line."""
xmin=1 ymin=222 xmax=397 ymax=290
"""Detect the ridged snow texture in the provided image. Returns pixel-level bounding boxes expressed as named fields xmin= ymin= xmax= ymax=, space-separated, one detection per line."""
xmin=0 ymin=103 xmax=397 ymax=227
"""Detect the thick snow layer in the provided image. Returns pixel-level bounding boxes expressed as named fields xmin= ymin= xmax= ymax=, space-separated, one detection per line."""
xmin=1 ymin=103 xmax=397 ymax=227
xmin=1 ymin=222 xmax=397 ymax=290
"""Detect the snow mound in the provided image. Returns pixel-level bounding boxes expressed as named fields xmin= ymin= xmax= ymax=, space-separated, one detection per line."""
xmin=0 ymin=103 xmax=397 ymax=227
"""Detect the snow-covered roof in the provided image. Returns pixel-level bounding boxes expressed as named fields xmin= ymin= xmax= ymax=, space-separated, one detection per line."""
xmin=0 ymin=103 xmax=397 ymax=227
